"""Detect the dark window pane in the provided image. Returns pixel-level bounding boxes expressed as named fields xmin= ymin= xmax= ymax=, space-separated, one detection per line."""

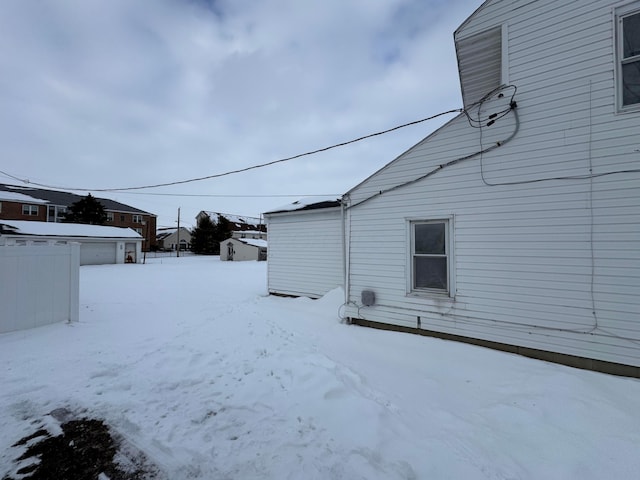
xmin=414 ymin=257 xmax=447 ymax=290
xmin=622 ymin=61 xmax=640 ymax=105
xmin=623 ymin=13 xmax=640 ymax=58
xmin=414 ymin=223 xmax=445 ymax=254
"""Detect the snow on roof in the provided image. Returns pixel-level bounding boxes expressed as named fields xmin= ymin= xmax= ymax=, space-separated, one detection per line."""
xmin=232 ymin=229 xmax=264 ymax=235
xmin=0 ymin=190 xmax=49 ymax=204
xmin=264 ymin=196 xmax=341 ymax=214
xmin=202 ymin=211 xmax=262 ymax=225
xmin=239 ymin=238 xmax=267 ymax=248
xmin=0 ymin=220 xmax=142 ymax=238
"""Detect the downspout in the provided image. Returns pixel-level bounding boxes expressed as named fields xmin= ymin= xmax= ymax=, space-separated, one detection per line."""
xmin=341 ymin=194 xmax=350 ymax=309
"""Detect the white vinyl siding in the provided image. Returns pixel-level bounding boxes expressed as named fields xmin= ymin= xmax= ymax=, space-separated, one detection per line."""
xmin=456 ymin=26 xmax=503 ymax=108
xmin=345 ymin=0 xmax=640 ymax=368
xmin=266 ymin=208 xmax=342 ymax=299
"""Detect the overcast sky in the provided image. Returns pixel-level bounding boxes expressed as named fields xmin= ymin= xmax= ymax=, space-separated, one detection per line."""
xmin=0 ymin=0 xmax=481 ymax=228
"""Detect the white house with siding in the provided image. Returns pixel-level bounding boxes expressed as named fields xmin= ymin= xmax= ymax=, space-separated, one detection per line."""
xmin=339 ymin=0 xmax=640 ymax=376
xmin=264 ymin=198 xmax=343 ymax=298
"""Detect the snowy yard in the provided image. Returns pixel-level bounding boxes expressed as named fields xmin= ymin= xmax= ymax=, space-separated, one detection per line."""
xmin=1 ymin=256 xmax=640 ymax=479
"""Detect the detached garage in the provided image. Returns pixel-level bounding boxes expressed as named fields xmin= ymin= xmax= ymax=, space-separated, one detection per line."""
xmin=0 ymin=221 xmax=143 ymax=265
xmin=264 ymin=198 xmax=343 ymax=298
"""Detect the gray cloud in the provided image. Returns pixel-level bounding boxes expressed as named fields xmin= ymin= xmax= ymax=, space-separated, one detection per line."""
xmin=0 ymin=0 xmax=481 ymax=227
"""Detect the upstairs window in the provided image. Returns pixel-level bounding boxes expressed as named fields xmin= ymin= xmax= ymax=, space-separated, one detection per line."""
xmin=132 ymin=214 xmax=143 ymax=223
xmin=618 ymin=5 xmax=640 ymax=108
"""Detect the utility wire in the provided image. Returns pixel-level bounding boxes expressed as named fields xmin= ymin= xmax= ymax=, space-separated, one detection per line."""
xmin=106 ymin=192 xmax=341 ymax=198
xmin=2 ymin=109 xmax=463 ymax=193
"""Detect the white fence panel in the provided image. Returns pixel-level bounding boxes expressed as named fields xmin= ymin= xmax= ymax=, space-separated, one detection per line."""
xmin=0 ymin=243 xmax=80 ymax=334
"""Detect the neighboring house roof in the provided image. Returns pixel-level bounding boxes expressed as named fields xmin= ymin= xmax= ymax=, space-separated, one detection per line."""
xmin=0 ymin=190 xmax=49 ymax=204
xmin=199 ymin=211 xmax=266 ymax=231
xmin=0 ymin=220 xmax=142 ymax=238
xmin=237 ymin=238 xmax=267 ymax=248
xmin=233 ymin=229 xmax=264 ymax=236
xmin=264 ymin=196 xmax=342 ymax=215
xmin=0 ymin=183 xmax=152 ymax=215
xmin=156 ymin=227 xmax=192 ymax=241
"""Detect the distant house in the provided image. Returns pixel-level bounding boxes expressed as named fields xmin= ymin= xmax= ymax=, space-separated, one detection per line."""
xmin=231 ymin=230 xmax=267 ymax=240
xmin=157 ymin=227 xmax=192 ymax=251
xmin=264 ymin=198 xmax=342 ymax=298
xmin=0 ymin=220 xmax=143 ymax=265
xmin=264 ymin=1 xmax=640 ymax=377
xmin=220 ymin=237 xmax=267 ymax=262
xmin=0 ymin=183 xmax=157 ymax=250
xmin=196 ymin=211 xmax=266 ymax=233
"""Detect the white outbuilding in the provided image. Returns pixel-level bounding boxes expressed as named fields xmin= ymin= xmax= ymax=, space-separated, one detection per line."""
xmin=263 ymin=198 xmax=342 ymax=298
xmin=220 ymin=237 xmax=267 ymax=262
xmin=0 ymin=220 xmax=143 ymax=265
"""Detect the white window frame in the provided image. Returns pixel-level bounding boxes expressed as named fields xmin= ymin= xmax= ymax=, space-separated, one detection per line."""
xmin=106 ymin=212 xmax=114 ymax=222
xmin=407 ymin=217 xmax=455 ymax=297
xmin=132 ymin=214 xmax=143 ymax=223
xmin=22 ymin=204 xmax=39 ymax=216
xmin=47 ymin=205 xmax=67 ymax=222
xmin=616 ymin=2 xmax=640 ymax=111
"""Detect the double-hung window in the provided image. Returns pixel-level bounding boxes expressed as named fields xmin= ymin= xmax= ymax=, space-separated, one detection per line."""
xmin=411 ymin=220 xmax=450 ymax=294
xmin=618 ymin=4 xmax=640 ymax=109
xmin=22 ymin=204 xmax=39 ymax=216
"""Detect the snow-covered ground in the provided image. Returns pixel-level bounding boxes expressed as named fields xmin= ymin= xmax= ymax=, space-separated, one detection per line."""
xmin=1 ymin=256 xmax=640 ymax=479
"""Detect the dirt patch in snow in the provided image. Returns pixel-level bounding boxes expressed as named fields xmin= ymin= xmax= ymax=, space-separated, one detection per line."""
xmin=3 ymin=410 xmax=160 ymax=480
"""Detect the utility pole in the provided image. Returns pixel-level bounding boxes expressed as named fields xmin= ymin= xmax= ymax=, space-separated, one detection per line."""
xmin=176 ymin=207 xmax=181 ymax=258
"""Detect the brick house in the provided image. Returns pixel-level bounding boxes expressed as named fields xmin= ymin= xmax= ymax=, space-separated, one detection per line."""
xmin=0 ymin=183 xmax=157 ymax=250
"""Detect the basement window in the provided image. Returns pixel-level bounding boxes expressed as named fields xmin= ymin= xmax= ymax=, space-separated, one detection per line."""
xmin=410 ymin=220 xmax=451 ymax=295
xmin=618 ymin=4 xmax=640 ymax=109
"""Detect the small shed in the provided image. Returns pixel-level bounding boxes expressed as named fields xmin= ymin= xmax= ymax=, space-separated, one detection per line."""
xmin=263 ymin=197 xmax=342 ymax=298
xmin=0 ymin=221 xmax=143 ymax=265
xmin=220 ymin=237 xmax=267 ymax=262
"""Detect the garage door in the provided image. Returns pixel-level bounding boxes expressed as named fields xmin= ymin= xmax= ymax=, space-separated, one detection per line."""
xmin=80 ymin=242 xmax=117 ymax=265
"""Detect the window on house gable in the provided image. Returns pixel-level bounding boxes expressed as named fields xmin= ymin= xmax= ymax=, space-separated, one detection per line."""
xmin=618 ymin=5 xmax=640 ymax=108
xmin=411 ymin=220 xmax=451 ymax=294
xmin=22 ymin=204 xmax=39 ymax=216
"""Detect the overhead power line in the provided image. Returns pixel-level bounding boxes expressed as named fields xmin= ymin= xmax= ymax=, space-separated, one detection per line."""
xmin=1 ymin=109 xmax=463 ymax=193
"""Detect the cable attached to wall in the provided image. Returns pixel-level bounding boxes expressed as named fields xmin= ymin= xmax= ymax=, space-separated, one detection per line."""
xmin=346 ymin=85 xmax=521 ymax=211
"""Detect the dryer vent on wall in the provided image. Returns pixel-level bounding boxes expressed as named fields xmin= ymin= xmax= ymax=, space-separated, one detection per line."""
xmin=361 ymin=290 xmax=376 ymax=307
